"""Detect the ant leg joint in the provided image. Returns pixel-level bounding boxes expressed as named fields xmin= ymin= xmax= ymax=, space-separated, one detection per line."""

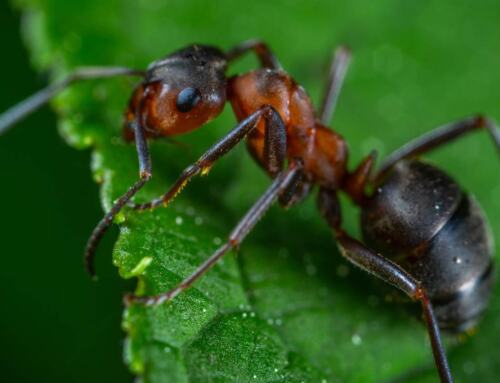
xmin=414 ymin=285 xmax=428 ymax=301
xmin=140 ymin=171 xmax=152 ymax=181
xmin=229 ymin=237 xmax=240 ymax=249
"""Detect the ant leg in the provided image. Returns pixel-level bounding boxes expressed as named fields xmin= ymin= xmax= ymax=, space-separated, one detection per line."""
xmin=335 ymin=233 xmax=453 ymax=383
xmin=225 ymin=39 xmax=282 ymax=69
xmin=318 ymin=46 xmax=352 ymax=125
xmin=316 ymin=192 xmax=453 ymax=383
xmin=125 ymin=161 xmax=303 ymax=305
xmin=84 ymin=115 xmax=151 ymax=276
xmin=376 ymin=115 xmax=500 ymax=180
xmin=129 ymin=105 xmax=286 ymax=210
xmin=342 ymin=150 xmax=377 ymax=205
xmin=279 ymin=175 xmax=313 ymax=209
xmin=0 ymin=66 xmax=145 ymax=135
xmin=263 ymin=105 xmax=287 ymax=176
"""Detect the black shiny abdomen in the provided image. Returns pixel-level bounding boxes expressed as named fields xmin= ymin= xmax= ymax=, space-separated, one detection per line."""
xmin=361 ymin=160 xmax=495 ymax=332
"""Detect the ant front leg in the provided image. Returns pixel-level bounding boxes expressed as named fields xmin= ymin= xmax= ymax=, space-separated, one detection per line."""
xmin=225 ymin=39 xmax=282 ymax=70
xmin=128 ymin=105 xmax=286 ymax=210
xmin=317 ymin=191 xmax=454 ymax=383
xmin=0 ymin=66 xmax=144 ymax=134
xmin=125 ymin=160 xmax=303 ymax=305
xmin=376 ymin=115 xmax=500 ymax=180
xmin=84 ymin=111 xmax=152 ymax=276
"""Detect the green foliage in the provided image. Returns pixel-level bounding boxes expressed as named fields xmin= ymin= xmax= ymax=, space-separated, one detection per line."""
xmin=15 ymin=0 xmax=500 ymax=381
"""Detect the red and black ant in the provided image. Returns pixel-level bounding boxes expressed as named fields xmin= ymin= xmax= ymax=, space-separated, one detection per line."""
xmin=1 ymin=40 xmax=499 ymax=383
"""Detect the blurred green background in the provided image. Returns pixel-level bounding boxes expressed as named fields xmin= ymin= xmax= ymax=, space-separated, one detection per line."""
xmin=0 ymin=3 xmax=132 ymax=382
xmin=1 ymin=0 xmax=499 ymax=382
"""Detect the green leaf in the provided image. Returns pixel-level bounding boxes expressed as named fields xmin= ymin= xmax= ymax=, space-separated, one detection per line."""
xmin=14 ymin=0 xmax=500 ymax=382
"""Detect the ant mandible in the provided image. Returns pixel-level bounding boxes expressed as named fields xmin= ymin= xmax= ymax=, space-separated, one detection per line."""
xmin=1 ymin=40 xmax=499 ymax=383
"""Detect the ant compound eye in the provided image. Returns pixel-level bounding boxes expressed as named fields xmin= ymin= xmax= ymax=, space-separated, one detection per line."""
xmin=176 ymin=87 xmax=202 ymax=112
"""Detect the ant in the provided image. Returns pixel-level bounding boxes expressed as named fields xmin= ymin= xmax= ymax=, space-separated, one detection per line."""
xmin=1 ymin=40 xmax=499 ymax=383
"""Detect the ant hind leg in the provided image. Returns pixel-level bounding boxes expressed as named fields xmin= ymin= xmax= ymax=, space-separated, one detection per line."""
xmin=317 ymin=190 xmax=453 ymax=383
xmin=376 ymin=116 xmax=500 ymax=181
xmin=335 ymin=233 xmax=454 ymax=383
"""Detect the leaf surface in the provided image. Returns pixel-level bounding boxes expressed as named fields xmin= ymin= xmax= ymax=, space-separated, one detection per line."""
xmin=15 ymin=0 xmax=500 ymax=381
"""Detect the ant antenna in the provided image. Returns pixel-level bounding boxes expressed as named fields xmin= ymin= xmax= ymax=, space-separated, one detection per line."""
xmin=0 ymin=66 xmax=144 ymax=135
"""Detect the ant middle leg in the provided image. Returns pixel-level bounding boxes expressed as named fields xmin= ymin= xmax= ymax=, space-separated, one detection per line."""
xmin=376 ymin=115 xmax=500 ymax=180
xmin=125 ymin=160 xmax=303 ymax=305
xmin=0 ymin=66 xmax=145 ymax=135
xmin=316 ymin=191 xmax=454 ymax=383
xmin=318 ymin=45 xmax=352 ymax=125
xmin=128 ymin=105 xmax=286 ymax=210
xmin=84 ymin=111 xmax=152 ymax=276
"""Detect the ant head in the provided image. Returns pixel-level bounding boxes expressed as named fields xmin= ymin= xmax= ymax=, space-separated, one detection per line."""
xmin=131 ymin=45 xmax=228 ymax=137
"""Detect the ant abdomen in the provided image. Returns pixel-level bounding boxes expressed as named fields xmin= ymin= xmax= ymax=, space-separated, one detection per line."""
xmin=362 ymin=160 xmax=494 ymax=332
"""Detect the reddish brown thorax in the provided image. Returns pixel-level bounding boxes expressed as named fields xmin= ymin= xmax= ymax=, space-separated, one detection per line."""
xmin=228 ymin=69 xmax=348 ymax=189
xmin=123 ymin=44 xmax=349 ymax=191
